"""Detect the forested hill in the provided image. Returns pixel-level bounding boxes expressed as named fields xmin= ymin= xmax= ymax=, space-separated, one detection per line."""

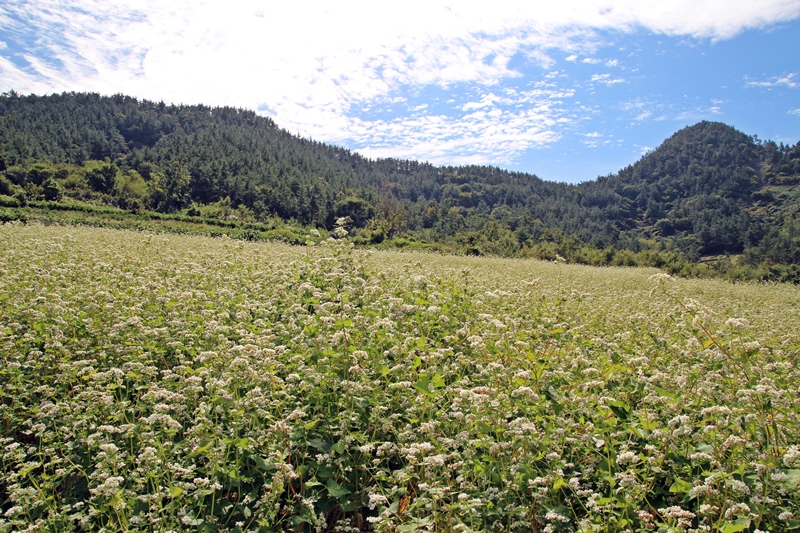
xmin=1 ymin=91 xmax=800 ymax=278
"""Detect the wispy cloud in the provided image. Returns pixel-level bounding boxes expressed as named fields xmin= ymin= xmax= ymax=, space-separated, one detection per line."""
xmin=354 ymin=96 xmax=569 ymax=165
xmin=358 ymin=86 xmax=577 ymax=165
xmin=620 ymin=99 xmax=649 ymax=112
xmin=746 ymin=72 xmax=799 ymax=88
xmin=582 ymin=131 xmax=614 ymax=148
xmin=0 ymin=0 xmax=798 ymax=167
xmin=591 ymin=73 xmax=625 ymax=86
xmin=620 ymin=98 xmax=728 ymax=122
xmin=790 ymin=108 xmax=800 ymax=116
xmin=637 ymin=145 xmax=654 ymax=155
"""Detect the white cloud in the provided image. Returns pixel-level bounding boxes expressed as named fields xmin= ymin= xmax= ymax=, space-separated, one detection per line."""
xmin=746 ymin=72 xmax=799 ymax=88
xmin=620 ymin=99 xmax=647 ymax=111
xmin=620 ymin=98 xmax=659 ymax=121
xmin=582 ymin=133 xmax=613 ymax=148
xmin=790 ymin=108 xmax=800 ymax=116
xmin=591 ymin=73 xmax=625 ymax=85
xmin=355 ymin=86 xmax=574 ymax=164
xmin=0 ymin=0 xmax=798 ymax=166
xmin=673 ymin=106 xmax=724 ymax=121
xmin=582 ymin=57 xmax=602 ymax=64
xmin=605 ymin=59 xmax=619 ymax=66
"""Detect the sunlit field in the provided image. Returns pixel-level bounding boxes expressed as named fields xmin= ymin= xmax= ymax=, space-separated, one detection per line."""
xmin=1 ymin=224 xmax=799 ymax=533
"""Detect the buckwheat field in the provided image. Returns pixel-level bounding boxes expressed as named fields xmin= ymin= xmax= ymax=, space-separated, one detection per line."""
xmin=1 ymin=224 xmax=799 ymax=533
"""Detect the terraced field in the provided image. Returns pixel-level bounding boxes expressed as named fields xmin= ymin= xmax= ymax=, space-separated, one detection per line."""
xmin=1 ymin=224 xmax=799 ymax=532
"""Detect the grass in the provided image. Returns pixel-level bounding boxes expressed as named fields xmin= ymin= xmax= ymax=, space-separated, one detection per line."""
xmin=1 ymin=223 xmax=799 ymax=532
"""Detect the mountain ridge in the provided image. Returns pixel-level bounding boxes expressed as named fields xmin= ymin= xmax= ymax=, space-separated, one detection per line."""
xmin=1 ymin=91 xmax=799 ymax=278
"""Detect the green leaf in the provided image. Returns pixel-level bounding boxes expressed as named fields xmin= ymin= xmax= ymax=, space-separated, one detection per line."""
xmin=654 ymin=386 xmax=678 ymax=400
xmin=414 ymin=374 xmax=431 ymax=394
xmin=431 ymin=373 xmax=445 ymax=389
xmin=250 ymin=454 xmax=274 ymax=471
xmin=304 ymin=477 xmax=322 ymax=488
xmin=605 ymin=364 xmax=631 ymax=376
xmin=397 ymin=518 xmax=429 ymax=533
xmin=695 ymin=443 xmax=714 ymax=455
xmin=109 ymin=491 xmax=123 ymax=507
xmin=669 ymin=478 xmax=692 ymax=493
xmin=721 ymin=519 xmax=750 ymax=533
xmin=608 ymin=400 xmax=630 ymax=420
xmin=183 ymin=512 xmax=204 ymax=526
xmin=168 ymin=486 xmax=184 ymax=498
xmin=552 ymin=476 xmax=568 ymax=490
xmin=331 ymin=441 xmax=345 ymax=454
xmin=316 ymin=465 xmax=334 ymax=479
xmin=193 ymin=438 xmax=214 ymax=455
xmin=326 ymin=479 xmax=351 ymax=498
xmin=308 ymin=438 xmax=332 ymax=453
xmin=607 ymin=399 xmax=630 ymax=411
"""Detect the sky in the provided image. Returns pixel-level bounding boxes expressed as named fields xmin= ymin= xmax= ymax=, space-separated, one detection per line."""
xmin=1 ymin=1 xmax=799 ymax=184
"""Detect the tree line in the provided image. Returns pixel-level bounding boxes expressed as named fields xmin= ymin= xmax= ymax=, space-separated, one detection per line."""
xmin=1 ymin=91 xmax=799 ymax=281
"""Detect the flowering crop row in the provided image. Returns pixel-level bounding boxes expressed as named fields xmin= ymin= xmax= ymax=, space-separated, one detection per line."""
xmin=1 ymin=224 xmax=799 ymax=532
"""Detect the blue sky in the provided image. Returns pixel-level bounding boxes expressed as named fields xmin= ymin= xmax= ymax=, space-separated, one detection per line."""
xmin=1 ymin=1 xmax=799 ymax=183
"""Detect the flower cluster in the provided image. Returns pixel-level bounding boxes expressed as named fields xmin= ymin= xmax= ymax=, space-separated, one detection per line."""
xmin=0 ymin=224 xmax=798 ymax=532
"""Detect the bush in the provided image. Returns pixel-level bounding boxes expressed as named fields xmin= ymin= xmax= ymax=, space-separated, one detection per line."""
xmin=0 ymin=195 xmax=21 ymax=208
xmin=0 ymin=175 xmax=13 ymax=196
xmin=42 ymin=177 xmax=64 ymax=202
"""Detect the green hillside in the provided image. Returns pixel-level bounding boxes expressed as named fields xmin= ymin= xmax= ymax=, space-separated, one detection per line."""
xmin=1 ymin=91 xmax=799 ymax=280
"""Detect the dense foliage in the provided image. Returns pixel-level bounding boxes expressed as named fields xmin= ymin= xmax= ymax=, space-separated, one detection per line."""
xmin=2 ymin=225 xmax=799 ymax=532
xmin=1 ymin=91 xmax=799 ymax=279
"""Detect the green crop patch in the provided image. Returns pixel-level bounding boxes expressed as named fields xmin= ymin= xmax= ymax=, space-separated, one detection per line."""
xmin=1 ymin=224 xmax=799 ymax=532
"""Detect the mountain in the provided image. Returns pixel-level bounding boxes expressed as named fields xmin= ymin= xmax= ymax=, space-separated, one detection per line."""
xmin=584 ymin=121 xmax=800 ymax=258
xmin=1 ymin=91 xmax=799 ymax=277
